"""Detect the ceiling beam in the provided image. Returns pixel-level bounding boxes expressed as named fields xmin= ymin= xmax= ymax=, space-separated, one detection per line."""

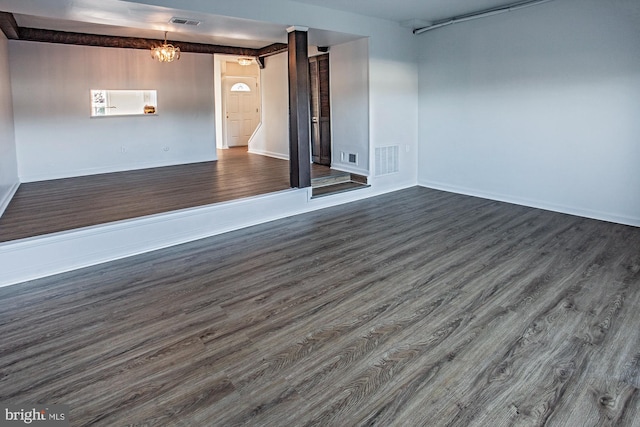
xmin=1 ymin=12 xmax=278 ymax=57
xmin=0 ymin=11 xmax=19 ymax=39
xmin=255 ymin=43 xmax=288 ymax=69
xmin=17 ymin=27 xmax=260 ymax=56
xmin=257 ymin=43 xmax=288 ymax=58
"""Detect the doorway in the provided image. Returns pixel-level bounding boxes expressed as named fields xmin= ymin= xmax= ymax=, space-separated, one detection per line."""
xmin=214 ymin=56 xmax=261 ymax=150
xmin=309 ymin=54 xmax=331 ymax=166
xmin=223 ymin=77 xmax=260 ymax=147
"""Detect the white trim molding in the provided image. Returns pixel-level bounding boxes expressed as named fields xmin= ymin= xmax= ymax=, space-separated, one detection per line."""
xmin=0 ymin=182 xmax=19 ymax=218
xmin=247 ymin=148 xmax=290 ymax=161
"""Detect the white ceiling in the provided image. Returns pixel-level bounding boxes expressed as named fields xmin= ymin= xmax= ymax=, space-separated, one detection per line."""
xmin=12 ymin=13 xmax=286 ymax=49
xmin=0 ymin=0 xmax=531 ymax=48
xmin=289 ymin=0 xmax=528 ymax=24
xmin=1 ymin=0 xmax=293 ymax=48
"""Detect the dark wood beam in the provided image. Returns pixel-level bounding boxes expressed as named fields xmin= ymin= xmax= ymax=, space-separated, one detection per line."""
xmin=287 ymin=27 xmax=311 ymax=189
xmin=257 ymin=42 xmax=288 ymax=58
xmin=1 ymin=11 xmax=282 ymax=65
xmin=17 ymin=27 xmax=259 ymax=56
xmin=0 ymin=12 xmax=19 ymax=39
xmin=255 ymin=43 xmax=288 ymax=69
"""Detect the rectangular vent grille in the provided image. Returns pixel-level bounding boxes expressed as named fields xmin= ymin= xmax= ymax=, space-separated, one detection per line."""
xmin=170 ymin=17 xmax=201 ymax=26
xmin=375 ymin=145 xmax=399 ymax=176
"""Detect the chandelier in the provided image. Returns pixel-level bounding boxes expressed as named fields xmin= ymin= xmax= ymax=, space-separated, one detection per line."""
xmin=151 ymin=31 xmax=180 ymax=63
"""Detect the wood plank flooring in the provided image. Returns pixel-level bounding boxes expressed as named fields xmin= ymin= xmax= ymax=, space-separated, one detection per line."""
xmin=0 ymin=148 xmax=291 ymax=242
xmin=0 ymin=187 xmax=639 ymax=426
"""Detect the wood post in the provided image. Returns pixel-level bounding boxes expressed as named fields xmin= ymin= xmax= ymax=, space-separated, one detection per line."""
xmin=287 ymin=26 xmax=311 ymax=189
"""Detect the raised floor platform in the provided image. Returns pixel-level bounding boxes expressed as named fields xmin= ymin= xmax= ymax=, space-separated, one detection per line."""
xmin=0 ymin=149 xmax=368 ymax=243
xmin=0 ymin=149 xmax=378 ymax=286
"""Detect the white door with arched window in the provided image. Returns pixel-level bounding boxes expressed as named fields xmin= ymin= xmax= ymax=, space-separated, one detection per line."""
xmin=223 ymin=77 xmax=260 ymax=147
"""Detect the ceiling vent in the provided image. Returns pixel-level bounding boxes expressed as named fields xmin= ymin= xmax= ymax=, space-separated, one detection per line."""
xmin=170 ymin=17 xmax=201 ymax=26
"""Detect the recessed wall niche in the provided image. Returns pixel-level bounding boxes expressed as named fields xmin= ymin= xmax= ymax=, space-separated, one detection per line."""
xmin=90 ymin=90 xmax=157 ymax=117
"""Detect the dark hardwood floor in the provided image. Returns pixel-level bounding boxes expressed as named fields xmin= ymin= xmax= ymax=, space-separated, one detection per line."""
xmin=1 ymin=187 xmax=639 ymax=426
xmin=0 ymin=148 xmax=294 ymax=242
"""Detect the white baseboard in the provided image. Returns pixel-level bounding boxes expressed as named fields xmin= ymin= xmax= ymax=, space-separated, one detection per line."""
xmin=419 ymin=179 xmax=640 ymax=228
xmin=19 ymin=156 xmax=217 ymax=183
xmin=0 ymin=182 xmax=19 ymax=218
xmin=247 ymin=148 xmax=289 ymax=161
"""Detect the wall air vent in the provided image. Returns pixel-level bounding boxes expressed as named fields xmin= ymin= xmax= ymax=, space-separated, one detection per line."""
xmin=375 ymin=145 xmax=399 ymax=176
xmin=170 ymin=17 xmax=201 ymax=26
xmin=340 ymin=152 xmax=358 ymax=165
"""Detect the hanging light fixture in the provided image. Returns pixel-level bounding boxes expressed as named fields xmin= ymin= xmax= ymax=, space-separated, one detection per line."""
xmin=151 ymin=31 xmax=181 ymax=63
xmin=237 ymin=57 xmax=253 ymax=66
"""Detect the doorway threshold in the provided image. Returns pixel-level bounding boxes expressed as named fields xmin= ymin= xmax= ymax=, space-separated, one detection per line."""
xmin=311 ymin=181 xmax=370 ymax=198
xmin=310 ymin=169 xmax=369 ymax=198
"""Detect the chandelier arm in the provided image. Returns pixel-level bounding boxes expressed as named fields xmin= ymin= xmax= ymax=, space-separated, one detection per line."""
xmin=151 ymin=31 xmax=180 ymax=63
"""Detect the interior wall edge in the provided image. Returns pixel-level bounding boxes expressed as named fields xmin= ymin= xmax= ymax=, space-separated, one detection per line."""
xmin=0 ymin=31 xmax=19 ymax=215
xmin=0 ymin=182 xmax=19 ymax=218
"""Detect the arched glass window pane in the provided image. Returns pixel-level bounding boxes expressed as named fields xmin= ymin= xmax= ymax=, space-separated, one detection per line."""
xmin=231 ymin=82 xmax=251 ymax=92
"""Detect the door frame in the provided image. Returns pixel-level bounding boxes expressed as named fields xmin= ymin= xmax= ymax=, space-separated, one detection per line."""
xmin=214 ymin=54 xmax=262 ymax=150
xmin=222 ymin=76 xmax=260 ymax=148
xmin=309 ymin=53 xmax=331 ymax=166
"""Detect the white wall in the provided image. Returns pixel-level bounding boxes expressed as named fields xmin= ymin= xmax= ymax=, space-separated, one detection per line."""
xmin=249 ymin=52 xmax=289 ymax=159
xmin=0 ymin=32 xmax=19 ymax=217
xmin=367 ymin=31 xmax=419 ymax=190
xmin=330 ymin=37 xmax=370 ymax=175
xmin=417 ymin=0 xmax=640 ymax=226
xmin=11 ymin=42 xmax=216 ymax=182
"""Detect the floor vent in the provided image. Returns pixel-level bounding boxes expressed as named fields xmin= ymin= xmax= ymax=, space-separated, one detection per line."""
xmin=375 ymin=145 xmax=399 ymax=176
xmin=170 ymin=17 xmax=202 ymax=26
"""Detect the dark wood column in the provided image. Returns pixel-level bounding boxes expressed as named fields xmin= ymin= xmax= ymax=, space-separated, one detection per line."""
xmin=287 ymin=26 xmax=311 ymax=188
